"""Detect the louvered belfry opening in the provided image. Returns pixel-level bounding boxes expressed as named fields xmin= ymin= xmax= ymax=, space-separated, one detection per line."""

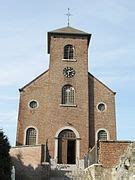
xmin=58 ymin=129 xmax=76 ymax=164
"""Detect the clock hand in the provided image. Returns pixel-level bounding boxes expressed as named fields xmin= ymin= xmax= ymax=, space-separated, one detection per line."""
xmin=67 ymin=70 xmax=70 ymax=76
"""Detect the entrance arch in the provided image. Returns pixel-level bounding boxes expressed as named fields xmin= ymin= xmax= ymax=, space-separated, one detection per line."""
xmin=58 ymin=129 xmax=76 ymax=164
xmin=54 ymin=126 xmax=80 ymax=164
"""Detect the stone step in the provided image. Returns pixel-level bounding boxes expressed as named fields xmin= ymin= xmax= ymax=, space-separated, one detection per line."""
xmin=50 ymin=159 xmax=85 ymax=179
xmin=50 ymin=167 xmax=84 ymax=179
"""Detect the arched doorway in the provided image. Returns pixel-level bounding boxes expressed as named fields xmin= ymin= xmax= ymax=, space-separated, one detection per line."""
xmin=58 ymin=129 xmax=76 ymax=164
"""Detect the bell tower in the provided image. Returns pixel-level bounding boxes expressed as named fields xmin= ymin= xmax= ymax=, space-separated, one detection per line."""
xmin=47 ymin=26 xmax=91 ymax=163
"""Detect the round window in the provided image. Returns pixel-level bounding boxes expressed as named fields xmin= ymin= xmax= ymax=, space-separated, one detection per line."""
xmin=97 ymin=103 xmax=106 ymax=112
xmin=29 ymin=100 xmax=38 ymax=109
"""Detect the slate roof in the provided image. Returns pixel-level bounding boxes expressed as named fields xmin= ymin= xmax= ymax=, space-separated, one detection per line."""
xmin=49 ymin=26 xmax=90 ymax=35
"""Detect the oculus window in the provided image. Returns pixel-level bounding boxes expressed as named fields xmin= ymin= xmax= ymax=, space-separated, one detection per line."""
xmin=97 ymin=103 xmax=106 ymax=112
xmin=29 ymin=100 xmax=38 ymax=109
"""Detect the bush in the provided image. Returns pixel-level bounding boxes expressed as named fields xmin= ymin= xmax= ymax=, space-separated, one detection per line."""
xmin=0 ymin=130 xmax=12 ymax=180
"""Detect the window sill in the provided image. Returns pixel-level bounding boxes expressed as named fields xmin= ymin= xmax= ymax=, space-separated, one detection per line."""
xmin=62 ymin=59 xmax=77 ymax=62
xmin=59 ymin=104 xmax=77 ymax=107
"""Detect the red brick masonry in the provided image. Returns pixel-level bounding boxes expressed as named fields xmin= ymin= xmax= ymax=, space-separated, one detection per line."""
xmin=98 ymin=141 xmax=132 ymax=168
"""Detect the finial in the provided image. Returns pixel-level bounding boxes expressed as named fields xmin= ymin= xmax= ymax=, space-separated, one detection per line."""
xmin=66 ymin=8 xmax=72 ymax=27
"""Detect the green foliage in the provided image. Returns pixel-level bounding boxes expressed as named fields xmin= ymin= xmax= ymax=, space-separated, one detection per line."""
xmin=0 ymin=130 xmax=12 ymax=180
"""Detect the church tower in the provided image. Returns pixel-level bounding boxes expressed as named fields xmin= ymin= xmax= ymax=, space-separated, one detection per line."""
xmin=47 ymin=27 xmax=91 ymax=164
xmin=16 ymin=26 xmax=116 ymax=166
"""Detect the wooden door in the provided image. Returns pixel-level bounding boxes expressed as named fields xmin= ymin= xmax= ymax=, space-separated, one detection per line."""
xmin=58 ymin=130 xmax=76 ymax=164
xmin=62 ymin=139 xmax=67 ymax=164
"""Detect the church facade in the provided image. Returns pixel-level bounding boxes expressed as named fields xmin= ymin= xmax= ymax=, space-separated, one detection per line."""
xmin=16 ymin=26 xmax=116 ymax=166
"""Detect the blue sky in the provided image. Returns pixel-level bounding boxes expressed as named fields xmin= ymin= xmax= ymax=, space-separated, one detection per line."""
xmin=0 ymin=0 xmax=135 ymax=145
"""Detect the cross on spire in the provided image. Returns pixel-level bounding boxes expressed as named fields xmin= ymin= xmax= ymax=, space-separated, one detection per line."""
xmin=66 ymin=8 xmax=72 ymax=27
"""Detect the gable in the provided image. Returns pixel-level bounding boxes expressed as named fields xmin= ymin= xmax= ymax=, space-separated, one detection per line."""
xmin=19 ymin=69 xmax=49 ymax=92
xmin=88 ymin=72 xmax=116 ymax=95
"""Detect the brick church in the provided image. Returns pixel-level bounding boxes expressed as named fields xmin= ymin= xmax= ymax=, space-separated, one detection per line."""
xmin=10 ymin=25 xmax=135 ymax=180
xmin=16 ymin=26 xmax=117 ymax=166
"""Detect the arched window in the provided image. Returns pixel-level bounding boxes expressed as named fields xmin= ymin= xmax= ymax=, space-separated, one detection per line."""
xmin=26 ymin=127 xmax=37 ymax=145
xmin=64 ymin=44 xmax=74 ymax=59
xmin=97 ymin=130 xmax=107 ymax=141
xmin=62 ymin=85 xmax=75 ymax=105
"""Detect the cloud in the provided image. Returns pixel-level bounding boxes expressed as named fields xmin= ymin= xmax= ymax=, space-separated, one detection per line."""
xmin=0 ymin=55 xmax=48 ymax=87
xmin=84 ymin=0 xmax=135 ymax=26
xmin=0 ymin=95 xmax=18 ymax=101
xmin=0 ymin=68 xmax=20 ymax=86
xmin=0 ymin=110 xmax=18 ymax=146
xmin=89 ymin=45 xmax=135 ymax=92
xmin=91 ymin=46 xmax=135 ymax=64
xmin=97 ymin=73 xmax=135 ymax=88
xmin=0 ymin=111 xmax=17 ymax=125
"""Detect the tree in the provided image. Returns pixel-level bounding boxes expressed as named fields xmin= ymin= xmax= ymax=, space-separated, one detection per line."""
xmin=0 ymin=130 xmax=12 ymax=180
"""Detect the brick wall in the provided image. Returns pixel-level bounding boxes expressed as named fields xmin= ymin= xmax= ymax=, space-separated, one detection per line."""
xmin=89 ymin=74 xmax=116 ymax=148
xmin=47 ymin=34 xmax=89 ymax=158
xmin=16 ymin=70 xmax=50 ymax=146
xmin=98 ymin=141 xmax=131 ymax=168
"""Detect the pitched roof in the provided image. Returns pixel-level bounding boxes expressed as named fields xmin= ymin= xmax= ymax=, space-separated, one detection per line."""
xmin=19 ymin=69 xmax=49 ymax=91
xmin=48 ymin=26 xmax=91 ymax=53
xmin=88 ymin=72 xmax=116 ymax=94
xmin=49 ymin=26 xmax=90 ymax=35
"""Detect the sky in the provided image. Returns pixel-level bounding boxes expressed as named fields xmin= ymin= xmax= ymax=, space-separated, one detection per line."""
xmin=0 ymin=0 xmax=135 ymax=146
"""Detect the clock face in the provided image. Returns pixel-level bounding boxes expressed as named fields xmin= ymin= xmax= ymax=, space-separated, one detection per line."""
xmin=63 ymin=67 xmax=75 ymax=78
